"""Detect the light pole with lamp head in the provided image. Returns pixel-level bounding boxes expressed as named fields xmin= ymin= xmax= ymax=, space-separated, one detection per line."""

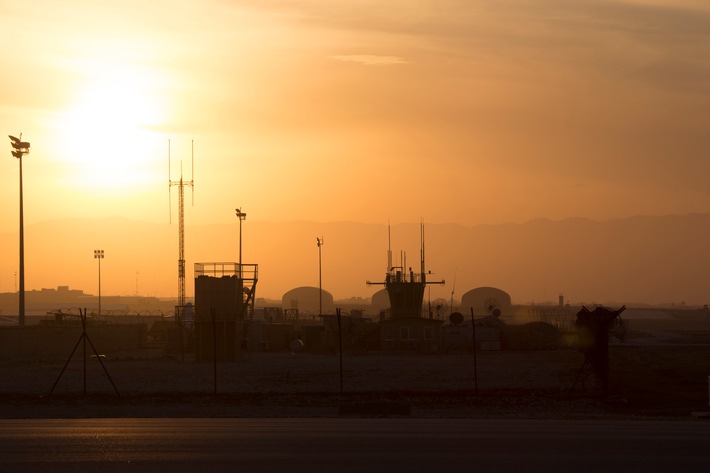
xmin=94 ymin=250 xmax=104 ymax=316
xmin=9 ymin=134 xmax=30 ymax=327
xmin=317 ymin=237 xmax=323 ymax=316
xmin=235 ymin=208 xmax=246 ymax=279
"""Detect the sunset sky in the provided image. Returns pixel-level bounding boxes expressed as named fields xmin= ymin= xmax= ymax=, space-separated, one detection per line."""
xmin=1 ymin=1 xmax=709 ymax=301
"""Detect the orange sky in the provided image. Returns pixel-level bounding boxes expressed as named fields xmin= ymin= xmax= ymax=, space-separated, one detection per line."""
xmin=1 ymin=1 xmax=709 ymax=301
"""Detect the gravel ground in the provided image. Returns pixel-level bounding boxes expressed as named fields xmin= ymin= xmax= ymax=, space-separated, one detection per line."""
xmin=3 ymin=347 xmax=697 ymax=419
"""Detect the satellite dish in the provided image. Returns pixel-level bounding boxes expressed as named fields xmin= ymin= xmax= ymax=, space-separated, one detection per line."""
xmin=449 ymin=312 xmax=464 ymax=325
xmin=484 ymin=298 xmax=502 ymax=318
xmin=288 ymin=338 xmax=304 ymax=354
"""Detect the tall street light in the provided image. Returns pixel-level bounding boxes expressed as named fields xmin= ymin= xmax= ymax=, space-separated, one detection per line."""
xmin=94 ymin=250 xmax=104 ymax=316
xmin=235 ymin=208 xmax=246 ymax=279
xmin=9 ymin=134 xmax=30 ymax=327
xmin=317 ymin=237 xmax=324 ymax=316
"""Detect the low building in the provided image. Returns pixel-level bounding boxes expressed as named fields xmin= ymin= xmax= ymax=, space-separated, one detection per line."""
xmin=378 ymin=316 xmax=442 ymax=352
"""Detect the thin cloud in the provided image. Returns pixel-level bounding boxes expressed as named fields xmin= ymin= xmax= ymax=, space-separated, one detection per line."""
xmin=332 ymin=54 xmax=408 ymax=66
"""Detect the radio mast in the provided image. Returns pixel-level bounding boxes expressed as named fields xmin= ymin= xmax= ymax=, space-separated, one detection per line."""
xmin=168 ymin=139 xmax=194 ymax=308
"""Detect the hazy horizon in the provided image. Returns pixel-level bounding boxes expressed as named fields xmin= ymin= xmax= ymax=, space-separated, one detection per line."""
xmin=1 ymin=214 xmax=709 ymax=307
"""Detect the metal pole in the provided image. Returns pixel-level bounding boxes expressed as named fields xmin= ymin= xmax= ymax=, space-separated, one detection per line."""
xmin=98 ymin=256 xmax=101 ymax=317
xmin=82 ymin=309 xmax=87 ymax=396
xmin=235 ymin=208 xmax=246 ymax=280
xmin=18 ymin=154 xmax=24 ymax=327
xmin=317 ymin=237 xmax=323 ymax=316
xmin=177 ymin=310 xmax=184 ymax=362
xmin=94 ymin=250 xmax=104 ymax=316
xmin=212 ymin=308 xmax=217 ymax=395
xmin=337 ymin=308 xmax=343 ymax=395
xmin=10 ymin=135 xmax=29 ymax=327
xmin=470 ymin=308 xmax=478 ymax=395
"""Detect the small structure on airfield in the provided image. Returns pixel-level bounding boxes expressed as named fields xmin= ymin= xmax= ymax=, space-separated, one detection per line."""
xmin=366 ymin=224 xmax=445 ymax=351
xmin=193 ymin=262 xmax=258 ymax=362
xmin=282 ymin=286 xmax=335 ymax=316
xmin=461 ymin=287 xmax=511 ymax=318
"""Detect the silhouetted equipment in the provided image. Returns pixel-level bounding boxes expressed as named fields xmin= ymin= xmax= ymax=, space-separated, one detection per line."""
xmin=9 ymin=135 xmax=30 ymax=149
xmin=9 ymin=135 xmax=30 ymax=158
xmin=367 ymin=223 xmax=444 ymax=318
xmin=449 ymin=312 xmax=464 ymax=325
xmin=484 ymin=298 xmax=502 ymax=318
xmin=49 ymin=308 xmax=119 ymax=397
xmin=571 ymin=305 xmax=626 ymax=395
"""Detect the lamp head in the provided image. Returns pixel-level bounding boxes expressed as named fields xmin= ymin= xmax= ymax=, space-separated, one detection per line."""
xmin=9 ymin=136 xmax=30 ymax=150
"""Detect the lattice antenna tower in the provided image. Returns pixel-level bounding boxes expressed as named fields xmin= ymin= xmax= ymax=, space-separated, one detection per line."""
xmin=168 ymin=139 xmax=194 ymax=307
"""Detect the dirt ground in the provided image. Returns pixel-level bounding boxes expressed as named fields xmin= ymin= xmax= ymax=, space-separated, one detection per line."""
xmin=1 ymin=329 xmax=709 ymax=419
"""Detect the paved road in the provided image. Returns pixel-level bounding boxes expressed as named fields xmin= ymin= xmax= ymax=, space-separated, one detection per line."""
xmin=1 ymin=418 xmax=708 ymax=472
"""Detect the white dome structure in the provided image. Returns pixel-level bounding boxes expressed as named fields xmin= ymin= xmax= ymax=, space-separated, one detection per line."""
xmin=460 ymin=287 xmax=512 ymax=317
xmin=281 ymin=286 xmax=335 ymax=314
xmin=370 ymin=289 xmax=390 ymax=311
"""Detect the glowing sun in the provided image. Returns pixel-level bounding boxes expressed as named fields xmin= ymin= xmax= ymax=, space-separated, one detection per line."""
xmin=54 ymin=62 xmax=167 ymax=191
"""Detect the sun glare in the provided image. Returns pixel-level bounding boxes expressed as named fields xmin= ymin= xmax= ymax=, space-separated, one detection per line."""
xmin=53 ymin=61 xmax=167 ymax=191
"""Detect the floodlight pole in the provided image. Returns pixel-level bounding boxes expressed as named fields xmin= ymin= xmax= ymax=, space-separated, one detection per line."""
xmin=9 ymin=134 xmax=30 ymax=327
xmin=94 ymin=250 xmax=104 ymax=316
xmin=18 ymin=152 xmax=24 ymax=326
xmin=235 ymin=208 xmax=246 ymax=279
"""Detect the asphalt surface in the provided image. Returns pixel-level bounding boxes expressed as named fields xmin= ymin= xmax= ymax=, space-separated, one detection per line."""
xmin=1 ymin=418 xmax=708 ymax=472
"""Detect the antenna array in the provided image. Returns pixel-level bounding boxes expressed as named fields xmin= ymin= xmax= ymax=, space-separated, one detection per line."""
xmin=168 ymin=139 xmax=195 ymax=308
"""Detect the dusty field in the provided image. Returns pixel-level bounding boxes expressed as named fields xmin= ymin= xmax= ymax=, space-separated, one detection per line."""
xmin=1 ymin=337 xmax=709 ymax=419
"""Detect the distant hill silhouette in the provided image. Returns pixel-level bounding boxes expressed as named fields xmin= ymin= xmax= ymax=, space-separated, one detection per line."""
xmin=1 ymin=213 xmax=708 ymax=306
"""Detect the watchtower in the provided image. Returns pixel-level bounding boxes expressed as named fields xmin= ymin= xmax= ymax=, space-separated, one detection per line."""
xmin=193 ymin=262 xmax=258 ymax=361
